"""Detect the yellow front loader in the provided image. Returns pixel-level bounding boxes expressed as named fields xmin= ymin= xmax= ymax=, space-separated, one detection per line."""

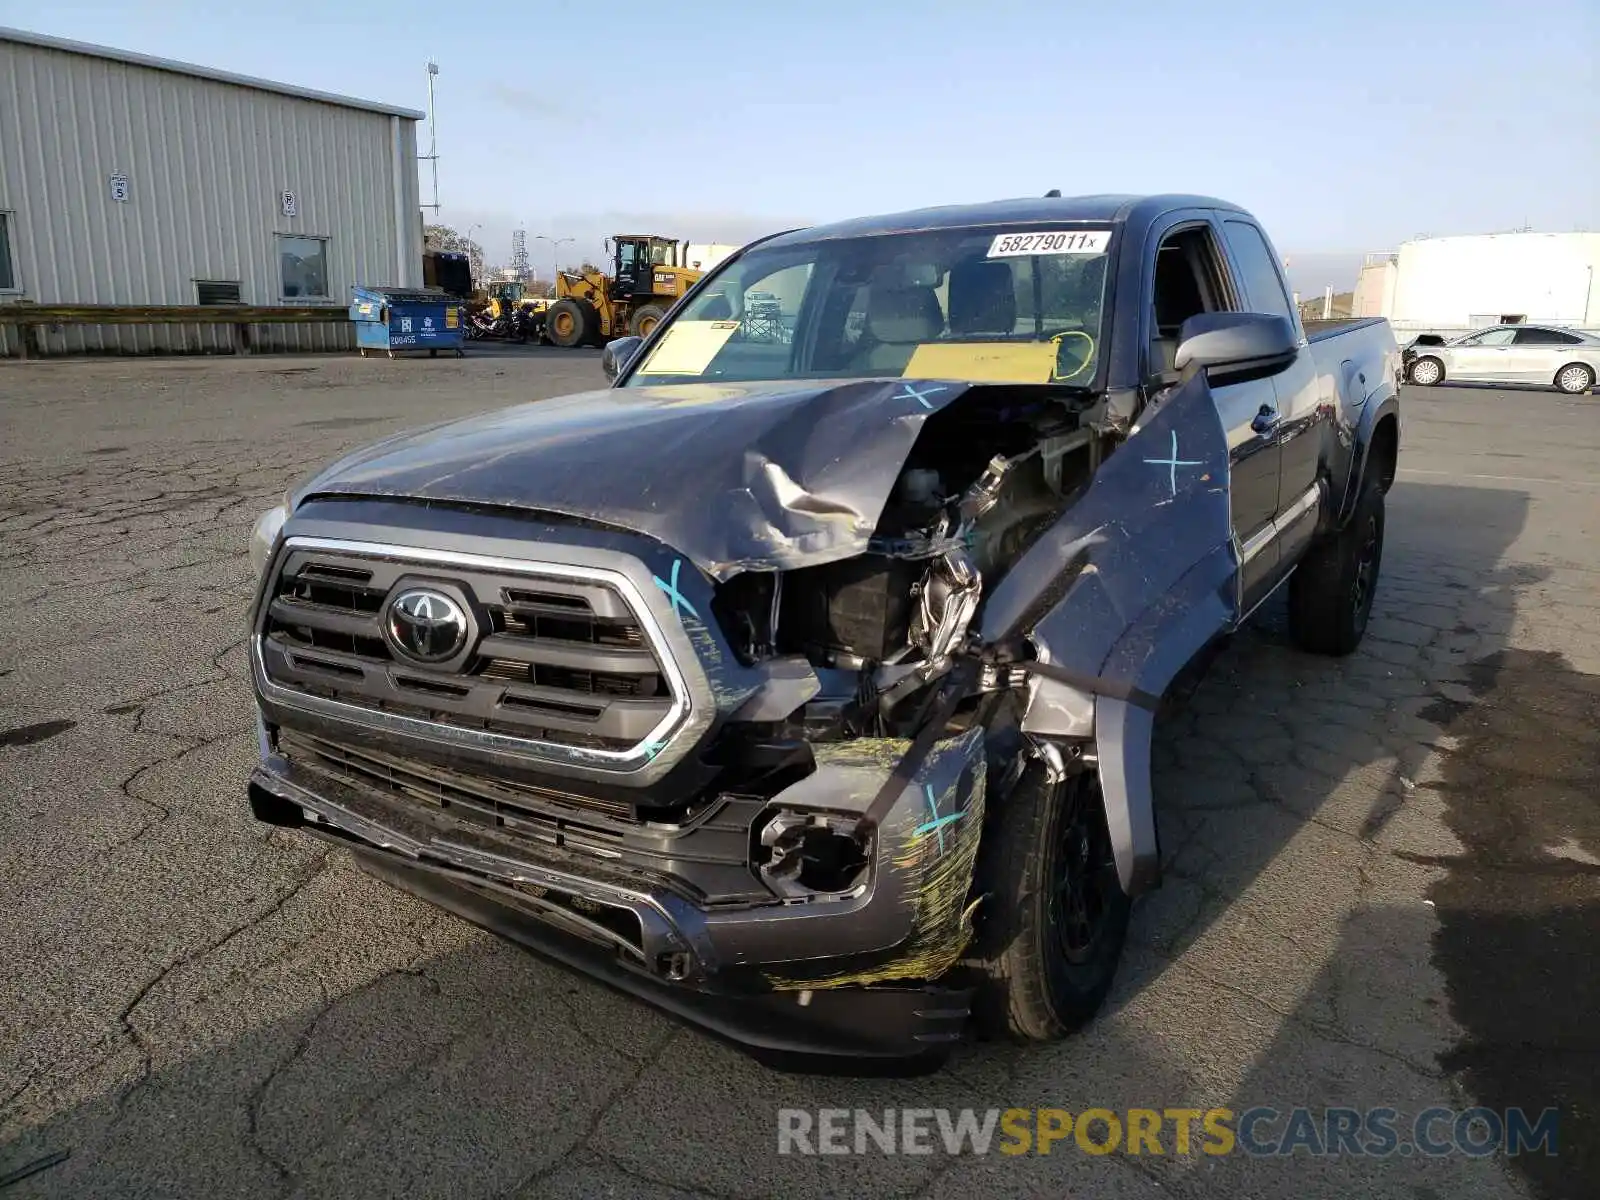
xmin=544 ymin=234 xmax=704 ymax=348
xmin=479 ymin=280 xmax=528 ymax=322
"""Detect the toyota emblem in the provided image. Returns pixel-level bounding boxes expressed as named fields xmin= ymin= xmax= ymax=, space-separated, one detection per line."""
xmin=386 ymin=587 xmax=469 ymax=663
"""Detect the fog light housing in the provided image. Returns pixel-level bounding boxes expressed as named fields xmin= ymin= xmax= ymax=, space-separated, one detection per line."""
xmin=759 ymin=811 xmax=870 ymax=898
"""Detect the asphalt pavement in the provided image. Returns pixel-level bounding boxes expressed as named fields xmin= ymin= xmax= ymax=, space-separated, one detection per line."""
xmin=0 ymin=353 xmax=1595 ymax=1200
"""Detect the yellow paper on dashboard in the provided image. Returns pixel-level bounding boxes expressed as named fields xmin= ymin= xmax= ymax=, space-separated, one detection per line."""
xmin=636 ymin=320 xmax=742 ymax=375
xmin=902 ymin=341 xmax=1059 ymax=384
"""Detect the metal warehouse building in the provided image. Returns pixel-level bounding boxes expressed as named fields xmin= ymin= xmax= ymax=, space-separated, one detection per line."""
xmin=0 ymin=26 xmax=425 ymax=355
xmin=1353 ymin=231 xmax=1600 ymax=336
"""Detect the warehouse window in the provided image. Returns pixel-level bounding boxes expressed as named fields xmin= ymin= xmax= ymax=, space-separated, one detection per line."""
xmin=278 ymin=235 xmax=330 ymax=300
xmin=0 ymin=212 xmax=17 ymax=292
xmin=196 ymin=280 xmax=242 ymax=305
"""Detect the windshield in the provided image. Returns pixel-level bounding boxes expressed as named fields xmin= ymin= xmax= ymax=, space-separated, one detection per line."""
xmin=622 ymin=225 xmax=1114 ymax=388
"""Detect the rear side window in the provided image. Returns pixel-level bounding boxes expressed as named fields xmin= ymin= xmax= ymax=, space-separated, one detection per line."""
xmin=1514 ymin=327 xmax=1581 ymax=345
xmin=1221 ymin=220 xmax=1295 ymax=324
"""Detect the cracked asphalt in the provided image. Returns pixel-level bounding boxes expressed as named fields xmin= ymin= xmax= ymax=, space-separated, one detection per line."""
xmin=1 ymin=354 xmax=1596 ymax=1199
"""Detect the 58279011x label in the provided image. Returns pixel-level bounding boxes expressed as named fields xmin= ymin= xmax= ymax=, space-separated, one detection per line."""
xmin=987 ymin=230 xmax=1111 ymax=257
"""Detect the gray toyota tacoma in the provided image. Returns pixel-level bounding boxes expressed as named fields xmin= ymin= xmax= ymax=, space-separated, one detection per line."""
xmin=246 ymin=193 xmax=1401 ymax=1073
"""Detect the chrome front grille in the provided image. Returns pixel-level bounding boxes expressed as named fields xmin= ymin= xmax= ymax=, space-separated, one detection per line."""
xmin=256 ymin=538 xmax=689 ymax=765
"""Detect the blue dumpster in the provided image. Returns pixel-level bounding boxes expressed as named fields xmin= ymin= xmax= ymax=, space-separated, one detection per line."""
xmin=349 ymin=285 xmax=466 ymax=358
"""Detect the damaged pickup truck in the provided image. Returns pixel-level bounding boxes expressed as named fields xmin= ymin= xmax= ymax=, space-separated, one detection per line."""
xmin=246 ymin=193 xmax=1401 ymax=1072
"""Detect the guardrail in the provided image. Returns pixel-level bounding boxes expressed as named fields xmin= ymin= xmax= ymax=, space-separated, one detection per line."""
xmin=0 ymin=304 xmax=352 ymax=359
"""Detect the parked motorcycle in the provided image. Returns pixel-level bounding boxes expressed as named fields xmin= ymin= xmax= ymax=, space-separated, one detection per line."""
xmin=466 ymin=304 xmax=542 ymax=344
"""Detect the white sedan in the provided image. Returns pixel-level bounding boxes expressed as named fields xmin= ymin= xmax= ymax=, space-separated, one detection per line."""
xmin=1405 ymin=324 xmax=1599 ymax=394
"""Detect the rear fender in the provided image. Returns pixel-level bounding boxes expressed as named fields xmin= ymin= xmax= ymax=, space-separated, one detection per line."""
xmin=1336 ymin=391 xmax=1401 ymax=527
xmin=978 ymin=373 xmax=1240 ymax=895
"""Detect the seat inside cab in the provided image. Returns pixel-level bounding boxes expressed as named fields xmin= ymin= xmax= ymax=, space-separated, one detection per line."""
xmin=848 ymin=282 xmax=945 ymax=373
xmin=946 ymin=259 xmax=1017 ymax=336
xmin=846 ymin=256 xmax=1030 ymax=372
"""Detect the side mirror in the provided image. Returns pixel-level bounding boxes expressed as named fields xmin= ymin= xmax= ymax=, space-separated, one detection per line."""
xmin=602 ymin=335 xmax=643 ymax=382
xmin=1174 ymin=312 xmax=1298 ymax=383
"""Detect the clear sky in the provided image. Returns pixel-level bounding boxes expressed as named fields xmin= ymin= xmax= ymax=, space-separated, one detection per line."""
xmin=10 ymin=0 xmax=1598 ymax=292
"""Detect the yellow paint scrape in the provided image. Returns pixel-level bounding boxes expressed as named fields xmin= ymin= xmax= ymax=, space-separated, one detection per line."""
xmin=766 ymin=762 xmax=987 ymax=991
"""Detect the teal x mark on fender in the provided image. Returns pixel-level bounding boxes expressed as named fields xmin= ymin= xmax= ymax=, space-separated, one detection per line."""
xmin=653 ymin=559 xmax=700 ymax=623
xmin=1143 ymin=428 xmax=1204 ymax=498
xmin=913 ymin=783 xmax=964 ymax=853
xmin=894 ymin=382 xmax=948 ymax=410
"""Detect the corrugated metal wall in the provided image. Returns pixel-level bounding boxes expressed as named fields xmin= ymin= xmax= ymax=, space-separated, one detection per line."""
xmin=0 ymin=37 xmax=422 ymax=355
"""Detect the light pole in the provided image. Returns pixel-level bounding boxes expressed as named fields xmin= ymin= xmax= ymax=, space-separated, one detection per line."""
xmin=465 ymin=223 xmax=483 ymax=286
xmin=535 ymin=235 xmax=574 ymax=295
xmin=422 ymin=62 xmax=440 ymax=215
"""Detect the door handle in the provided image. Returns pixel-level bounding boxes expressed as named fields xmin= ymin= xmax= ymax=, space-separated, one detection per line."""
xmin=1251 ymin=405 xmax=1280 ymax=435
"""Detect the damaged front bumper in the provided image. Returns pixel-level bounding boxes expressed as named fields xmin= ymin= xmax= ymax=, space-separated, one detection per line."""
xmin=247 ymin=719 xmax=988 ymax=1072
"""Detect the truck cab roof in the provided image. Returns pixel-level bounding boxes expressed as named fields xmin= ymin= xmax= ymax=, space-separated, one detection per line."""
xmin=764 ymin=194 xmax=1251 ymax=248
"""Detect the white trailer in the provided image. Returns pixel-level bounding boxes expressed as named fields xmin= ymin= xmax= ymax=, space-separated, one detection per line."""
xmin=682 ymin=242 xmax=741 ymax=272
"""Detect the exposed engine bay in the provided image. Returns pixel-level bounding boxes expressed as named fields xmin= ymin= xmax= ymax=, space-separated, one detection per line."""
xmin=693 ymin=386 xmax=1115 ymax=897
xmin=714 ymin=385 xmax=1108 ymax=729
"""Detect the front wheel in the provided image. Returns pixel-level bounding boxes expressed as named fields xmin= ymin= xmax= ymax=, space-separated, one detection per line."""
xmin=1288 ymin=473 xmax=1385 ymax=656
xmin=629 ymin=303 xmax=666 ymax=338
xmin=968 ymin=764 xmax=1132 ymax=1041
xmin=1408 ymin=356 xmax=1444 ymax=386
xmin=1555 ymin=363 xmax=1595 ymax=395
xmin=545 ymin=298 xmax=590 ymax=349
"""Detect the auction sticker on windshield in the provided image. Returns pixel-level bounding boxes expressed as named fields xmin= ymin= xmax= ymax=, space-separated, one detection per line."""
xmin=636 ymin=320 xmax=742 ymax=376
xmin=987 ymin=230 xmax=1111 ymax=257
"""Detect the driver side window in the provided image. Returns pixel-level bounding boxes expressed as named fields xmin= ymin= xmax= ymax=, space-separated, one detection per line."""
xmin=1462 ymin=328 xmax=1516 ymax=346
xmin=1149 ymin=224 xmax=1230 ymax=375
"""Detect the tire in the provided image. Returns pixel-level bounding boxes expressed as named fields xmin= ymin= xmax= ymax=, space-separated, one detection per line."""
xmin=1554 ymin=363 xmax=1595 ymax=395
xmin=545 ymin=298 xmax=592 ymax=349
xmin=1288 ymin=472 xmax=1385 ymax=656
xmin=629 ymin=304 xmax=666 ymax=338
xmin=1408 ymin=356 xmax=1444 ymax=386
xmin=969 ymin=764 xmax=1132 ymax=1041
xmin=581 ymin=303 xmax=607 ymax=348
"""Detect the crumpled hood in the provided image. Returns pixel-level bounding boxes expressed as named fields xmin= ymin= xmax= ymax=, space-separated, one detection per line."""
xmin=296 ymin=378 xmax=971 ymax=580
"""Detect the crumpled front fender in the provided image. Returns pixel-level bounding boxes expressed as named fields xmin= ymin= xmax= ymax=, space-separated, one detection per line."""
xmin=979 ymin=374 xmax=1241 ymax=896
